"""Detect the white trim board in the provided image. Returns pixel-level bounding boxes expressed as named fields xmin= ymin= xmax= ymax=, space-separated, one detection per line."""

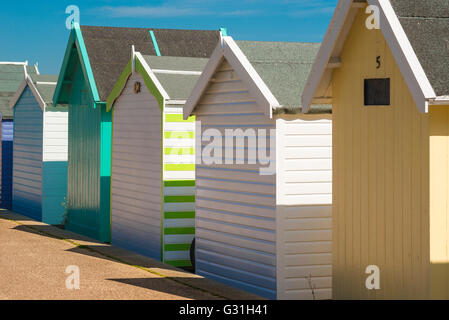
xmin=152 ymin=69 xmax=202 ymax=76
xmin=301 ymin=0 xmax=436 ymax=114
xmin=183 ymin=36 xmax=280 ymax=120
xmin=135 ymin=51 xmax=170 ymax=101
xmin=0 ymin=61 xmax=28 ymax=65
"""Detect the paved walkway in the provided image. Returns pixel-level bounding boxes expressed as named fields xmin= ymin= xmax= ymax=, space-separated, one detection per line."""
xmin=0 ymin=210 xmax=263 ymax=300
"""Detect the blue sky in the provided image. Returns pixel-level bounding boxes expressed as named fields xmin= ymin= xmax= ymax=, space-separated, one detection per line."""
xmin=0 ymin=0 xmax=337 ymax=74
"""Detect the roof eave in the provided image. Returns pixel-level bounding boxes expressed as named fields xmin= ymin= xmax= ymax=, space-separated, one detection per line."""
xmin=53 ymin=23 xmax=101 ymax=106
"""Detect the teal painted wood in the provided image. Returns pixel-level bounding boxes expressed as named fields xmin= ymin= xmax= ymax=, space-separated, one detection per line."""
xmin=42 ymin=161 xmax=67 ymax=225
xmin=65 ymin=54 xmax=110 ymax=242
xmin=12 ymin=87 xmax=43 ymax=221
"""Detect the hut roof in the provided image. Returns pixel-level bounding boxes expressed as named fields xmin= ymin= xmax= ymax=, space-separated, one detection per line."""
xmin=0 ymin=63 xmax=38 ymax=119
xmin=143 ymin=55 xmax=209 ymax=100
xmin=79 ymin=26 xmax=220 ymax=101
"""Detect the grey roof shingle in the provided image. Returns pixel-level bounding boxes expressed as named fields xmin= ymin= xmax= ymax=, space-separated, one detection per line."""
xmin=80 ymin=26 xmax=220 ymax=101
xmin=390 ymin=0 xmax=449 ymax=96
xmin=0 ymin=64 xmax=38 ymax=119
xmin=29 ymin=74 xmax=58 ymax=107
xmin=143 ymin=56 xmax=209 ymax=100
xmin=236 ymin=40 xmax=330 ymax=113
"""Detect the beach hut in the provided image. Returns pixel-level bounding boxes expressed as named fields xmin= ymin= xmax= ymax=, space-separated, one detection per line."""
xmin=106 ymin=48 xmax=208 ymax=267
xmin=9 ymin=74 xmax=67 ymax=224
xmin=53 ymin=24 xmax=221 ymax=242
xmin=0 ymin=62 xmax=38 ymax=209
xmin=302 ymin=0 xmax=449 ymax=299
xmin=184 ymin=36 xmax=332 ymax=300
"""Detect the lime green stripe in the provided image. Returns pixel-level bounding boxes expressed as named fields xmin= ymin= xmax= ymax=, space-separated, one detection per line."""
xmin=166 ymin=260 xmax=192 ymax=267
xmin=164 ymin=195 xmax=195 ymax=203
xmin=166 ymin=114 xmax=195 ymax=122
xmin=164 ymin=180 xmax=195 ymax=187
xmin=164 ymin=211 xmax=195 ymax=219
xmin=164 ymin=227 xmax=195 ymax=235
xmin=164 ymin=164 xmax=195 ymax=171
xmin=164 ymin=131 xmax=195 ymax=139
xmin=164 ymin=244 xmax=191 ymax=251
xmin=164 ymin=147 xmax=194 ymax=155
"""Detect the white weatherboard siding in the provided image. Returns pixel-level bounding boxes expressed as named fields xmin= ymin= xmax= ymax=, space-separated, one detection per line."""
xmin=43 ymin=111 xmax=68 ymax=162
xmin=195 ymin=59 xmax=278 ymax=299
xmin=42 ymin=108 xmax=69 ymax=225
xmin=276 ymin=115 xmax=332 ymax=300
xmin=111 ymin=73 xmax=162 ymax=260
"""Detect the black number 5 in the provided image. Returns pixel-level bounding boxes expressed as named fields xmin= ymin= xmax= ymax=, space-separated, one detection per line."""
xmin=376 ymin=56 xmax=381 ymax=69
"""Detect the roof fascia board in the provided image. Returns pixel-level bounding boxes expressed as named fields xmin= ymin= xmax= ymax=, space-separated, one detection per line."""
xmin=53 ymin=29 xmax=76 ymax=105
xmin=369 ymin=0 xmax=435 ymax=113
xmin=222 ymin=37 xmax=279 ymax=118
xmin=183 ymin=42 xmax=225 ymax=120
xmin=73 ymin=23 xmax=101 ymax=103
xmin=302 ymin=0 xmax=436 ymax=113
xmin=106 ymin=50 xmax=170 ymax=112
xmin=302 ymin=0 xmax=354 ymax=112
xmin=135 ymin=52 xmax=170 ymax=102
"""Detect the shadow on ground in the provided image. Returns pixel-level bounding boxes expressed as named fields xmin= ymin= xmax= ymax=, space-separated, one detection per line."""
xmin=106 ymin=278 xmax=224 ymax=300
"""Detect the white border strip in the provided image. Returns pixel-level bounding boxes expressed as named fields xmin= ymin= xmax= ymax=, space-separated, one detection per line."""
xmin=152 ymin=69 xmax=202 ymax=76
xmin=135 ymin=52 xmax=170 ymax=100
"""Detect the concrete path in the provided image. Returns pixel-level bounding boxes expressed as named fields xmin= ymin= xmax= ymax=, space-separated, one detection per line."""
xmin=0 ymin=210 xmax=263 ymax=300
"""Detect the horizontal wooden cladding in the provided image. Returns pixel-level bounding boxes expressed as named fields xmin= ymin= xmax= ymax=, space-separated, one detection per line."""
xmin=111 ymin=73 xmax=162 ymax=260
xmin=196 ymin=176 xmax=275 ymax=195
xmin=284 ymin=158 xmax=331 ymax=171
xmin=12 ymin=87 xmax=43 ymax=218
xmin=43 ymin=110 xmax=68 ymax=162
xmin=196 ymin=207 xmax=275 ymax=231
xmin=196 ymin=165 xmax=275 ymax=184
xmin=277 ymin=205 xmax=332 ymax=300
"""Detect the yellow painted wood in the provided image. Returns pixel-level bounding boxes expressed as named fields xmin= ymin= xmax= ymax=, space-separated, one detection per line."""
xmin=331 ymin=8 xmax=430 ymax=299
xmin=429 ymin=106 xmax=449 ymax=299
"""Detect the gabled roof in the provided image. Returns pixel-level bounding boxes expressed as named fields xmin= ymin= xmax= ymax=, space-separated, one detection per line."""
xmin=0 ymin=62 xmax=39 ymax=119
xmin=54 ymin=24 xmax=220 ymax=105
xmin=106 ymin=47 xmax=209 ymax=111
xmin=10 ymin=74 xmax=58 ymax=111
xmin=302 ymin=0 xmax=449 ymax=113
xmin=184 ymin=36 xmax=328 ymax=120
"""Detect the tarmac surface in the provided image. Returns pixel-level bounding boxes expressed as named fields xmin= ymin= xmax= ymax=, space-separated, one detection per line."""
xmin=0 ymin=210 xmax=263 ymax=300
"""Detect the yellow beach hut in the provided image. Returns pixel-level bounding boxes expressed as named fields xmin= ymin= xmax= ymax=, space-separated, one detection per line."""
xmin=303 ymin=0 xmax=449 ymax=299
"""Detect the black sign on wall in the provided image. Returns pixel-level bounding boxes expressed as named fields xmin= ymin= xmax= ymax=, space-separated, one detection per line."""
xmin=364 ymin=78 xmax=390 ymax=106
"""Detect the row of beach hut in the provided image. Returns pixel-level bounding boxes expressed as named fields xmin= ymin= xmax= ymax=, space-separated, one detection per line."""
xmin=3 ymin=0 xmax=449 ymax=300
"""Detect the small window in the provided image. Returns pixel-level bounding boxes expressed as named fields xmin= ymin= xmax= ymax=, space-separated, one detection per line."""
xmin=364 ymin=78 xmax=390 ymax=106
